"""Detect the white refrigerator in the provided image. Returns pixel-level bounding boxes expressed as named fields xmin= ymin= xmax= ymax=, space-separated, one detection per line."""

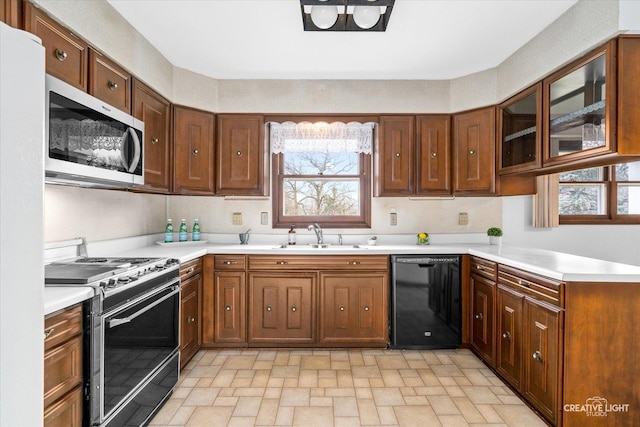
xmin=0 ymin=21 xmax=45 ymax=426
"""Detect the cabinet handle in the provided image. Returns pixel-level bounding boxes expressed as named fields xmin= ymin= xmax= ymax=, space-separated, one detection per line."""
xmin=54 ymin=48 xmax=67 ymax=61
xmin=187 ymin=267 xmax=195 ymax=274
xmin=44 ymin=328 xmax=55 ymax=340
xmin=108 ymin=81 xmax=118 ymax=90
xmin=502 ymin=332 xmax=511 ymax=340
xmin=532 ymin=351 xmax=542 ymax=362
xmin=291 ymin=306 xmax=297 ymax=312
xmin=151 ymin=137 xmax=159 ymax=144
xmin=469 ymin=150 xmax=476 ymax=155
xmin=349 ymin=261 xmax=360 ymax=265
xmin=276 ymin=261 xmax=288 ymax=265
xmin=474 ymin=313 xmax=483 ymax=320
xmin=395 ymin=152 xmax=401 ymax=157
xmin=225 ymin=305 xmax=232 ymax=311
xmin=236 ymin=150 xmax=243 ymax=157
xmin=476 ymin=265 xmax=484 ymax=271
xmin=223 ymin=261 xmax=237 ymax=265
xmin=266 ymin=306 xmax=272 ymax=312
xmin=431 ymin=152 xmax=437 ymax=158
xmin=517 ymin=279 xmax=530 ymax=287
xmin=363 ymin=306 xmax=369 ymax=311
xmin=193 ymin=149 xmax=199 ymax=155
xmin=339 ymin=305 xmax=345 ymax=311
xmin=187 ymin=316 xmax=195 ymax=324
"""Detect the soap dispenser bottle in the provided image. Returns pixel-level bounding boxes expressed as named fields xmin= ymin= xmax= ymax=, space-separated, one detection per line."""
xmin=288 ymin=225 xmax=296 ymax=245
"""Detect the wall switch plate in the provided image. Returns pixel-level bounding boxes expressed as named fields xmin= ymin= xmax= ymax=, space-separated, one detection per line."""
xmin=260 ymin=212 xmax=268 ymax=225
xmin=458 ymin=212 xmax=469 ymax=225
xmin=232 ymin=212 xmax=242 ymax=225
xmin=390 ymin=212 xmax=397 ymax=226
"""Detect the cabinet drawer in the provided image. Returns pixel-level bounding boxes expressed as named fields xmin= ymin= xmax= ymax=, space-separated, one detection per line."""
xmin=44 ymin=385 xmax=82 ymax=427
xmin=44 ymin=304 xmax=83 ymax=351
xmin=470 ymin=256 xmax=497 ymax=281
xmin=248 ymin=255 xmax=388 ymax=271
xmin=214 ymin=255 xmax=246 ymax=270
xmin=44 ymin=335 xmax=82 ymax=408
xmin=89 ymin=48 xmax=131 ymax=113
xmin=498 ymin=265 xmax=564 ymax=307
xmin=180 ymin=257 xmax=203 ymax=281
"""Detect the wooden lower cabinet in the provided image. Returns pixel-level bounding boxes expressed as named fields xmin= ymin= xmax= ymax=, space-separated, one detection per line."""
xmin=248 ymin=272 xmax=315 ymax=345
xmin=319 ymin=272 xmax=388 ymax=345
xmin=496 ymin=285 xmax=524 ymax=390
xmin=214 ymin=271 xmax=246 ymax=344
xmin=469 ymin=273 xmax=496 ymax=366
xmin=44 ymin=304 xmax=83 ymax=427
xmin=180 ymin=258 xmax=202 ymax=369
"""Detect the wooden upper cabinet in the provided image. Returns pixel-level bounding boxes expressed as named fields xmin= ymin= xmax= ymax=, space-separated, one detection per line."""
xmin=24 ymin=3 xmax=88 ymax=91
xmin=375 ymin=116 xmax=414 ymax=196
xmin=88 ymin=48 xmax=131 ymax=113
xmin=452 ymin=106 xmax=496 ymax=195
xmin=0 ymin=0 xmax=22 ymax=28
xmin=133 ymin=80 xmax=171 ymax=193
xmin=498 ymin=83 xmax=542 ymax=174
xmin=416 ymin=115 xmax=451 ymax=194
xmin=216 ymin=114 xmax=267 ymax=196
xmin=613 ymin=35 xmax=640 ymax=156
xmin=173 ymin=105 xmax=215 ymax=195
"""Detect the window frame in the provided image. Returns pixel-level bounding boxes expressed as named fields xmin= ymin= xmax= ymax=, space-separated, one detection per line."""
xmin=559 ymin=162 xmax=640 ymax=224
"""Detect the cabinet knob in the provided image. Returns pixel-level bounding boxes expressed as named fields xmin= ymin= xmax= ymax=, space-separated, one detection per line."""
xmin=291 ymin=306 xmax=297 ymax=312
xmin=54 ymin=48 xmax=67 ymax=61
xmin=339 ymin=305 xmax=345 ymax=311
xmin=277 ymin=261 xmax=288 ymax=265
xmin=517 ymin=279 xmax=530 ymax=287
xmin=395 ymin=152 xmax=400 ymax=157
xmin=476 ymin=265 xmax=484 ymax=271
xmin=187 ymin=316 xmax=195 ymax=324
xmin=431 ymin=152 xmax=437 ymax=158
xmin=236 ymin=151 xmax=243 ymax=157
xmin=225 ymin=305 xmax=232 ymax=311
xmin=532 ymin=351 xmax=542 ymax=362
xmin=44 ymin=328 xmax=55 ymax=340
xmin=469 ymin=150 xmax=476 ymax=155
xmin=193 ymin=149 xmax=199 ymax=155
xmin=108 ymin=81 xmax=118 ymax=90
xmin=223 ymin=261 xmax=236 ymax=265
xmin=151 ymin=137 xmax=159 ymax=144
xmin=363 ymin=306 xmax=369 ymax=311
xmin=502 ymin=332 xmax=511 ymax=340
xmin=350 ymin=261 xmax=360 ymax=265
xmin=474 ymin=313 xmax=483 ymax=320
xmin=266 ymin=306 xmax=272 ymax=312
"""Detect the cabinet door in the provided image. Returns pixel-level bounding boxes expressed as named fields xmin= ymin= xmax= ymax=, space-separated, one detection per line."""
xmin=452 ymin=107 xmax=496 ymax=195
xmin=216 ymin=115 xmax=267 ymax=195
xmin=470 ymin=273 xmax=496 ymax=366
xmin=496 ymin=285 xmax=524 ymax=390
xmin=416 ymin=115 xmax=451 ymax=194
xmin=133 ymin=80 xmax=171 ymax=192
xmin=523 ymin=297 xmax=562 ymax=426
xmin=319 ymin=272 xmax=388 ymax=345
xmin=173 ymin=106 xmax=215 ymax=195
xmin=180 ymin=273 xmax=201 ymax=369
xmin=24 ymin=3 xmax=88 ymax=91
xmin=88 ymin=48 xmax=131 ymax=113
xmin=43 ymin=386 xmax=82 ymax=427
xmin=375 ymin=116 xmax=414 ymax=196
xmin=248 ymin=272 xmax=315 ymax=344
xmin=214 ymin=271 xmax=246 ymax=344
xmin=0 ymin=0 xmax=22 ymax=28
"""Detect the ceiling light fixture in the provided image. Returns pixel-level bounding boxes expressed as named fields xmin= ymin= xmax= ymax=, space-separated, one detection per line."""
xmin=300 ymin=0 xmax=395 ymax=32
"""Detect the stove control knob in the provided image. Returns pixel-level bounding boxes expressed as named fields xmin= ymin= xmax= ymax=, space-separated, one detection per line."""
xmin=155 ymin=263 xmax=165 ymax=270
xmin=117 ymin=277 xmax=130 ymax=284
xmin=100 ymin=281 xmax=108 ymax=288
xmin=107 ymin=279 xmax=117 ymax=288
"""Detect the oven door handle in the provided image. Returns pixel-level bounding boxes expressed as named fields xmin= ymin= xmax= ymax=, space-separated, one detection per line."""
xmin=108 ymin=286 xmax=179 ymax=328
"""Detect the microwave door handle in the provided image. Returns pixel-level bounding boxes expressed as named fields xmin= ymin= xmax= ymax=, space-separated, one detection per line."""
xmin=107 ymin=287 xmax=179 ymax=328
xmin=124 ymin=127 xmax=141 ymax=173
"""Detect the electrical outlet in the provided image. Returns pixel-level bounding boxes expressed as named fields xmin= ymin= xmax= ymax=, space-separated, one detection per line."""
xmin=390 ymin=212 xmax=397 ymax=226
xmin=260 ymin=212 xmax=268 ymax=225
xmin=459 ymin=212 xmax=469 ymax=225
xmin=232 ymin=212 xmax=242 ymax=225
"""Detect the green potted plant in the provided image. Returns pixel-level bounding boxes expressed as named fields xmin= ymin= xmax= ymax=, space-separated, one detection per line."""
xmin=487 ymin=227 xmax=503 ymax=245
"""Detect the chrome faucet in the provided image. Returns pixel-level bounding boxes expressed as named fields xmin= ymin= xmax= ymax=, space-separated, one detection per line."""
xmin=308 ymin=223 xmax=323 ymax=245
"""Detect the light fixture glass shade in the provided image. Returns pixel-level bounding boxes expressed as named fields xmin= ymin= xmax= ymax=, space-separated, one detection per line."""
xmin=353 ymin=6 xmax=381 ymax=29
xmin=311 ymin=6 xmax=339 ymax=29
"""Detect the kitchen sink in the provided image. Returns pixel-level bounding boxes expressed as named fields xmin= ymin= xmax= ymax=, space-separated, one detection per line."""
xmin=276 ymin=244 xmax=368 ymax=250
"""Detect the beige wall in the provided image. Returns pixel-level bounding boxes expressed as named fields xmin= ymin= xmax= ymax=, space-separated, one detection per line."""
xmin=36 ymin=0 xmax=629 ymax=243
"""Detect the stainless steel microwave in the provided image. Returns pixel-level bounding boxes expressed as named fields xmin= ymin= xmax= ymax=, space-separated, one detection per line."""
xmin=45 ymin=74 xmax=144 ymax=188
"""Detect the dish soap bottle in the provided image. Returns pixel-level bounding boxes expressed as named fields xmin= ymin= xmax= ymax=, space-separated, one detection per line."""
xmin=288 ymin=225 xmax=296 ymax=245
xmin=192 ymin=219 xmax=201 ymax=241
xmin=164 ymin=219 xmax=173 ymax=243
xmin=179 ymin=219 xmax=188 ymax=242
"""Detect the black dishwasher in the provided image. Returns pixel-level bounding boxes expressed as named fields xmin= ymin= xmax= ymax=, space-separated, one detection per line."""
xmin=390 ymin=255 xmax=461 ymax=349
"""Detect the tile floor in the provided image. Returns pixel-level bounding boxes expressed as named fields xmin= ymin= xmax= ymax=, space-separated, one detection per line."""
xmin=150 ymin=348 xmax=548 ymax=427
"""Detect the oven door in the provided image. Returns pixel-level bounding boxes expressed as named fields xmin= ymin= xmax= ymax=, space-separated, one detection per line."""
xmin=100 ymin=281 xmax=179 ymax=425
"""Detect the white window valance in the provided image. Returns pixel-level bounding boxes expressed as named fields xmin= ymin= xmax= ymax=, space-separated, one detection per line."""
xmin=270 ymin=121 xmax=375 ymax=154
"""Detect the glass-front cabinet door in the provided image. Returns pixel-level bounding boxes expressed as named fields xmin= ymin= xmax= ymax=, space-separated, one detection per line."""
xmin=543 ymin=40 xmax=616 ymax=165
xmin=498 ymin=83 xmax=541 ymax=174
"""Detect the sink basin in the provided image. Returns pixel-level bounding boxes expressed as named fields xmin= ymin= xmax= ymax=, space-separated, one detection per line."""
xmin=276 ymin=244 xmax=367 ymax=250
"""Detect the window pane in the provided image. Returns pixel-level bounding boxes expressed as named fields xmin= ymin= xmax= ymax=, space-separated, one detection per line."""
xmin=559 ymin=167 xmax=603 ymax=182
xmin=615 ymin=161 xmax=640 ymax=182
xmin=283 ymin=178 xmax=360 ymax=216
xmin=617 ymin=184 xmax=640 ymax=214
xmin=283 ymin=151 xmax=359 ymax=175
xmin=559 ymin=184 xmax=606 ymax=215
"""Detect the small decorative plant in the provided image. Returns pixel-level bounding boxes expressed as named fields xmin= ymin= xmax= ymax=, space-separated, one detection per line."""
xmin=417 ymin=232 xmax=429 ymax=245
xmin=487 ymin=227 xmax=503 ymax=237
